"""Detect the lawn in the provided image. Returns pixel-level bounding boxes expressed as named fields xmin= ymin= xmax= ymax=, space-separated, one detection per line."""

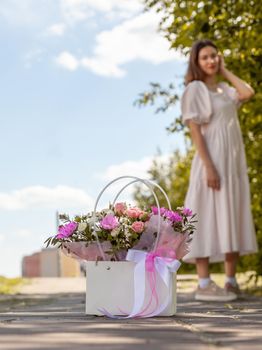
xmin=0 ymin=276 xmax=26 ymax=294
xmin=177 ymin=271 xmax=262 ymax=296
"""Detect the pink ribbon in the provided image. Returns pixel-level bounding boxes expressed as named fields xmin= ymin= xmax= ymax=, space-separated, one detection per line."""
xmin=145 ymin=248 xmax=177 ymax=271
xmin=138 ymin=249 xmax=177 ymax=317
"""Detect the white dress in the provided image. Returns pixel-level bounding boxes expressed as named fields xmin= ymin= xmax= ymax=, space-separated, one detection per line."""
xmin=181 ymin=80 xmax=258 ymax=263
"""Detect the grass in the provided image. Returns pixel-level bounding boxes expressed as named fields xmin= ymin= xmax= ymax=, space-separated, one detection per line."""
xmin=212 ymin=272 xmax=262 ymax=296
xmin=1 ymin=272 xmax=261 ymax=296
xmin=0 ymin=276 xmax=26 ymax=294
xmin=177 ymin=271 xmax=262 ymax=296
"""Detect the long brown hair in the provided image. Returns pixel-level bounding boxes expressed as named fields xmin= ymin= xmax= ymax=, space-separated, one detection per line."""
xmin=185 ymin=39 xmax=218 ymax=85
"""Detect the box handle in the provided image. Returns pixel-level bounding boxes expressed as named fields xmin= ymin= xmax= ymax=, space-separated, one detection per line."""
xmin=112 ymin=179 xmax=171 ymax=210
xmin=90 ymin=175 xmax=171 ymax=261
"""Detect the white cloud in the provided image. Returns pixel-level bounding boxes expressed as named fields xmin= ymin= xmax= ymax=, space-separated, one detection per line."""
xmin=0 ymin=185 xmax=94 ymax=211
xmin=60 ymin=0 xmax=143 ymax=24
xmin=60 ymin=0 xmax=94 ymax=24
xmin=81 ymin=57 xmax=125 ymax=78
xmin=1 ymin=0 xmax=182 ymax=77
xmin=98 ymin=154 xmax=171 ymax=181
xmin=55 ymin=51 xmax=79 ymax=71
xmin=0 ymin=0 xmax=142 ymax=28
xmin=46 ymin=23 xmax=66 ymax=36
xmin=99 ymin=158 xmax=152 ymax=181
xmin=56 ymin=11 xmax=183 ymax=77
xmin=0 ymin=234 xmax=4 ymax=243
xmin=95 ymin=154 xmax=171 ymax=200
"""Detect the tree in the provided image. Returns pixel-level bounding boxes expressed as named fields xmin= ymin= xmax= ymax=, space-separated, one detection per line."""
xmin=134 ymin=150 xmax=193 ymax=209
xmin=135 ymin=0 xmax=262 ymax=277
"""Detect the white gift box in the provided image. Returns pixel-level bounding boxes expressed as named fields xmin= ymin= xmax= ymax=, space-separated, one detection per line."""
xmin=85 ymin=261 xmax=177 ymax=316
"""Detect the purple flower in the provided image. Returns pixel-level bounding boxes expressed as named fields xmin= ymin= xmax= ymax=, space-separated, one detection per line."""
xmin=164 ymin=210 xmax=183 ymax=223
xmin=171 ymin=212 xmax=183 ymax=222
xmin=163 ymin=210 xmax=174 ymax=221
xmin=151 ymin=206 xmax=167 ymax=216
xmin=56 ymin=221 xmax=78 ymax=239
xmin=100 ymin=214 xmax=119 ymax=230
xmin=182 ymin=208 xmax=193 ymax=216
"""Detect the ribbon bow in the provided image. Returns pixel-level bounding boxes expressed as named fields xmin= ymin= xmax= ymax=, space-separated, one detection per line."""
xmin=99 ymin=248 xmax=181 ymax=319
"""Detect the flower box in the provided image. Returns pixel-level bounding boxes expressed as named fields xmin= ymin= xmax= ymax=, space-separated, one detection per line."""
xmin=45 ymin=176 xmax=196 ymax=318
xmin=85 ymin=261 xmax=176 ymax=316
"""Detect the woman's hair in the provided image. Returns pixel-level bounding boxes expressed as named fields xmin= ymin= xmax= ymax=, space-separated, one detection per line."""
xmin=185 ymin=39 xmax=218 ymax=85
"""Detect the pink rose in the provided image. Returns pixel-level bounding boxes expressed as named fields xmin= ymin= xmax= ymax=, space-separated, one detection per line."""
xmin=126 ymin=207 xmax=143 ymax=219
xmin=139 ymin=211 xmax=150 ymax=221
xmin=114 ymin=202 xmax=127 ymax=215
xmin=131 ymin=221 xmax=145 ymax=233
xmin=100 ymin=214 xmax=119 ymax=230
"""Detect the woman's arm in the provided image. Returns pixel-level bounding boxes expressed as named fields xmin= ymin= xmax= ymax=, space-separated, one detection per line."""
xmin=219 ymin=55 xmax=255 ymax=101
xmin=188 ymin=121 xmax=220 ymax=191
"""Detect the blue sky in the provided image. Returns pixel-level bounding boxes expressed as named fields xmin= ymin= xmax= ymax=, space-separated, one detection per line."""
xmin=0 ymin=0 xmax=188 ymax=277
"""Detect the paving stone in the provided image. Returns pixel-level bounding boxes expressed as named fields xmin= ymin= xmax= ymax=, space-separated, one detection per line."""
xmin=0 ymin=278 xmax=261 ymax=350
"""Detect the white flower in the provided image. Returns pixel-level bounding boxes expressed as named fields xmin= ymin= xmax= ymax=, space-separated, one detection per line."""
xmin=111 ymin=228 xmax=120 ymax=237
xmin=87 ymin=217 xmax=98 ymax=226
xmin=78 ymin=222 xmax=87 ymax=232
xmin=102 ymin=209 xmax=114 ymax=215
xmin=124 ymin=229 xmax=131 ymax=239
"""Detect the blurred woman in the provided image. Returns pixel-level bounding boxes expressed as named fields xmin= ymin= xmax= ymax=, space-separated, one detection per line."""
xmin=181 ymin=39 xmax=258 ymax=301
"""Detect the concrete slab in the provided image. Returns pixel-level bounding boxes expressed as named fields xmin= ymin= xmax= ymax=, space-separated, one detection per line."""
xmin=0 ymin=278 xmax=261 ymax=350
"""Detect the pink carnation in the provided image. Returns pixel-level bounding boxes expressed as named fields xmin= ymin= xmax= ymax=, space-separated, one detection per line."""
xmin=173 ymin=212 xmax=183 ymax=222
xmin=100 ymin=214 xmax=119 ymax=230
xmin=131 ymin=221 xmax=145 ymax=233
xmin=126 ymin=207 xmax=143 ymax=219
xmin=169 ymin=211 xmax=183 ymax=222
xmin=151 ymin=206 xmax=167 ymax=216
xmin=114 ymin=202 xmax=127 ymax=215
xmin=182 ymin=208 xmax=193 ymax=216
xmin=160 ymin=210 xmax=182 ymax=223
xmin=56 ymin=221 xmax=78 ymax=239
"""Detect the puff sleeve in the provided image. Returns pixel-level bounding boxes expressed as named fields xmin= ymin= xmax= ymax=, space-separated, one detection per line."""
xmin=219 ymin=82 xmax=241 ymax=108
xmin=181 ymin=80 xmax=212 ymax=125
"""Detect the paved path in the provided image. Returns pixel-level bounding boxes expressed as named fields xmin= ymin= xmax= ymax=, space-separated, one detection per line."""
xmin=0 ymin=278 xmax=261 ymax=350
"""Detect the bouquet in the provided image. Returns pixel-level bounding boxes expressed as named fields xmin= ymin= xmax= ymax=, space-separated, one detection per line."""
xmin=45 ymin=203 xmax=196 ymax=262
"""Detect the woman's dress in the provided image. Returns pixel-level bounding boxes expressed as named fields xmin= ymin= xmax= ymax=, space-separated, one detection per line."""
xmin=181 ymin=80 xmax=258 ymax=263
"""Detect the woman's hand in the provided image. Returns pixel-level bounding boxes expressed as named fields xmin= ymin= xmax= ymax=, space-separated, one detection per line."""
xmin=188 ymin=122 xmax=220 ymax=190
xmin=218 ymin=53 xmax=255 ymax=100
xmin=206 ymin=165 xmax=220 ymax=191
xmin=218 ymin=53 xmax=227 ymax=77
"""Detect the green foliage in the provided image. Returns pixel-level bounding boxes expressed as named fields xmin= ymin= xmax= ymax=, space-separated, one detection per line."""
xmin=134 ymin=150 xmax=193 ymax=209
xmin=135 ymin=82 xmax=186 ymax=134
xmin=135 ymin=0 xmax=262 ymax=276
xmin=0 ymin=276 xmax=25 ymax=294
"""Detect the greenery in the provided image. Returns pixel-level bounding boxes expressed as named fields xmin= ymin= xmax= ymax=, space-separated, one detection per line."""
xmin=177 ymin=272 xmax=262 ymax=295
xmin=134 ymin=150 xmax=193 ymax=210
xmin=0 ymin=276 xmax=25 ymax=294
xmin=135 ymin=0 xmax=261 ymax=277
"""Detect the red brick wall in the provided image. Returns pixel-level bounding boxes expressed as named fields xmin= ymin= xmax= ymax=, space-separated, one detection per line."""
xmin=22 ymin=252 xmax=41 ymax=277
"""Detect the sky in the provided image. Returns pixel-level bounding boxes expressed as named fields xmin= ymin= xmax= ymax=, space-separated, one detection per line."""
xmin=0 ymin=0 xmax=188 ymax=277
